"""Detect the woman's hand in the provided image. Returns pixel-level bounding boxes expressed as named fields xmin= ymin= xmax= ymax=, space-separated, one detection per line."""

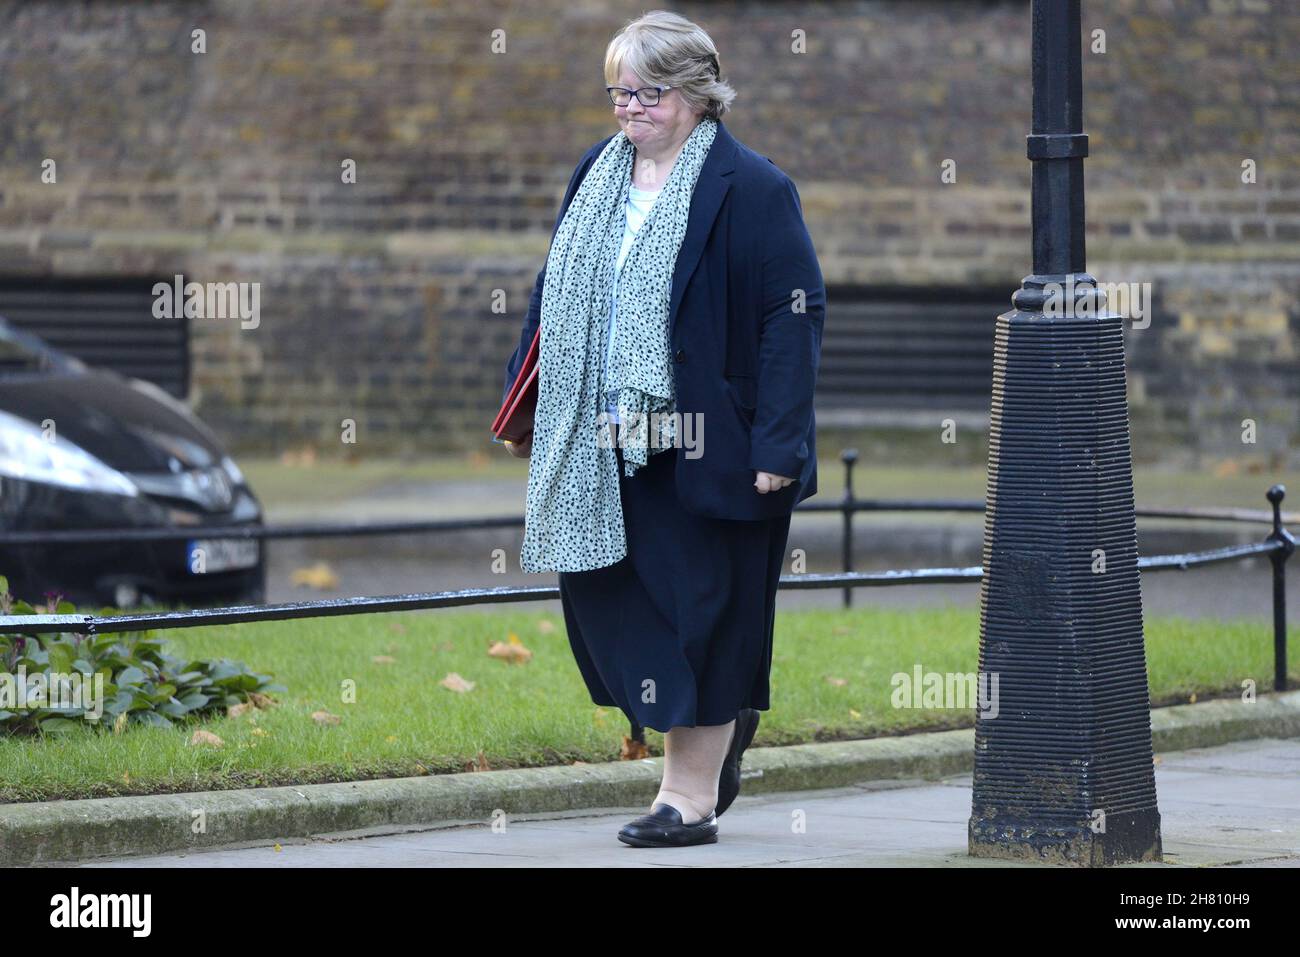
xmin=754 ymin=470 xmax=793 ymax=493
xmin=503 ymin=432 xmax=533 ymax=459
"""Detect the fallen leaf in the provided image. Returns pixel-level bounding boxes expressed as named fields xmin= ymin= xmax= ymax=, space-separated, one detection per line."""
xmin=251 ymin=727 xmax=268 ymax=737
xmin=228 ymin=702 xmax=255 ymax=719
xmin=372 ymin=655 xmax=397 ymax=665
xmin=620 ymin=735 xmax=649 ymax=760
xmin=291 ymin=562 xmax=339 ymax=589
xmin=825 ymin=676 xmax=847 ymax=687
xmin=113 ymin=712 xmax=127 ymax=736
xmin=849 ymin=708 xmax=861 ymax=718
xmin=1188 ymin=693 xmax=1197 ymax=704
xmin=248 ymin=692 xmax=276 ymax=710
xmin=441 ymin=672 xmax=475 ymax=693
xmin=279 ymin=446 xmax=318 ymax=467
xmin=189 ymin=729 xmax=225 ymax=748
xmin=312 ymin=710 xmax=342 ymax=726
xmin=388 ymin=622 xmax=407 ymax=634
xmin=464 ymin=749 xmax=490 ymax=772
xmin=537 ymin=619 xmax=556 ymax=634
xmin=487 ymin=638 xmax=532 ymax=663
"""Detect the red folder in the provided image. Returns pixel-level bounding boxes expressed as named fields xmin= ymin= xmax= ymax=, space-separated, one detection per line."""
xmin=491 ymin=325 xmax=540 ymax=444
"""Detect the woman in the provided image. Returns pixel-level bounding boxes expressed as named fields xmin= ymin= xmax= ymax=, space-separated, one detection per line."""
xmin=500 ymin=10 xmax=825 ymax=847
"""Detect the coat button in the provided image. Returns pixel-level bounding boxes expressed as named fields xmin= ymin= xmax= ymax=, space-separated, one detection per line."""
xmin=675 ymin=348 xmax=686 ymax=363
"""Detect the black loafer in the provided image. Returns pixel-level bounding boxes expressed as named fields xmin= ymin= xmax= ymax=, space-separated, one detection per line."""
xmin=716 ymin=708 xmax=760 ymax=818
xmin=617 ymin=802 xmax=718 ymax=847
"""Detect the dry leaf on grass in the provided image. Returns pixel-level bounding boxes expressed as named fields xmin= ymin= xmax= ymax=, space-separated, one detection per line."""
xmin=248 ymin=692 xmax=276 ymax=710
xmin=825 ymin=676 xmax=847 ymax=686
xmin=372 ymin=655 xmax=397 ymax=665
xmin=279 ymin=446 xmax=318 ymax=467
xmin=464 ymin=749 xmax=490 ymax=772
xmin=312 ymin=710 xmax=342 ymax=726
xmin=441 ymin=672 xmax=475 ymax=693
xmin=189 ymin=730 xmax=224 ymax=748
xmin=291 ymin=562 xmax=339 ymax=589
xmin=227 ymin=701 xmax=255 ymax=719
xmin=620 ymin=735 xmax=649 ymax=761
xmin=487 ymin=633 xmax=532 ymax=663
xmin=536 ymin=619 xmax=556 ymax=634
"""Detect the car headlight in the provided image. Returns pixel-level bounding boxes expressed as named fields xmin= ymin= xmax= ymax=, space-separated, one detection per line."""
xmin=220 ymin=455 xmax=245 ymax=487
xmin=0 ymin=410 xmax=139 ymax=497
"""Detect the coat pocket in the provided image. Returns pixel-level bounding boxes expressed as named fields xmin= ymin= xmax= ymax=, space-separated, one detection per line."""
xmin=724 ymin=372 xmax=757 ymax=416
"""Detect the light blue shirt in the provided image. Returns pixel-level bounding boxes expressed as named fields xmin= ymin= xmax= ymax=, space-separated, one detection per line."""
xmin=602 ymin=182 xmax=661 ymax=424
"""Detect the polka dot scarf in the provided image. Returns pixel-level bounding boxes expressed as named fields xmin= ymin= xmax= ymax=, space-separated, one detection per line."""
xmin=520 ymin=117 xmax=719 ymax=573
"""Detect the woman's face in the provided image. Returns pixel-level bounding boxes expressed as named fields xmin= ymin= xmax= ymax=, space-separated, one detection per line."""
xmin=612 ymin=67 xmax=702 ymax=159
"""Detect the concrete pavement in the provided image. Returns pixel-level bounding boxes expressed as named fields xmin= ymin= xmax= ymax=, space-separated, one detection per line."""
xmin=78 ymin=737 xmax=1300 ymax=868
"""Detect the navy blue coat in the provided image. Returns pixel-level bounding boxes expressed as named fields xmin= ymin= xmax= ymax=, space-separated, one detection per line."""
xmin=502 ymin=118 xmax=825 ymax=521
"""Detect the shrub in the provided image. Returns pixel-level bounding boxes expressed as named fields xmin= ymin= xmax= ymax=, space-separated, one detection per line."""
xmin=0 ymin=577 xmax=285 ymax=736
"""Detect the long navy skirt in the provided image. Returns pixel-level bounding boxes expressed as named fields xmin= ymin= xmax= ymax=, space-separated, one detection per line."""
xmin=558 ymin=441 xmax=793 ymax=734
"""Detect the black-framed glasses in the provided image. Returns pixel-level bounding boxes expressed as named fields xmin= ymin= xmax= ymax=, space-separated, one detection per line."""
xmin=606 ymin=85 xmax=672 ymax=107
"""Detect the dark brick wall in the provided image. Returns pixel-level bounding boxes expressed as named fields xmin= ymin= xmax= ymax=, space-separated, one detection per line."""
xmin=0 ymin=0 xmax=1295 ymax=462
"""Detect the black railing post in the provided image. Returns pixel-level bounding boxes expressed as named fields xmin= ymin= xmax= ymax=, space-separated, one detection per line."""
xmin=841 ymin=448 xmax=859 ymax=609
xmin=1265 ymin=484 xmax=1294 ymax=692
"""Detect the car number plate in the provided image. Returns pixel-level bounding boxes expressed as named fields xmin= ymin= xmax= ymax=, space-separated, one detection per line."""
xmin=187 ymin=538 xmax=260 ymax=574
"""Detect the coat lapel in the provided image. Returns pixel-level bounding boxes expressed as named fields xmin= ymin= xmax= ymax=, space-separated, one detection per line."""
xmin=668 ymin=119 xmax=738 ymax=340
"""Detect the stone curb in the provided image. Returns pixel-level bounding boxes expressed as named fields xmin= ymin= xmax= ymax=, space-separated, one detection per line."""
xmin=3 ymin=691 xmax=1297 ymax=866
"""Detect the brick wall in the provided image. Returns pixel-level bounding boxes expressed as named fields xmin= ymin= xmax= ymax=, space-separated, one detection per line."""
xmin=0 ymin=0 xmax=1295 ymax=462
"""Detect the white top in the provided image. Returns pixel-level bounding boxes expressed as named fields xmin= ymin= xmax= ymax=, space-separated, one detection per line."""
xmin=603 ymin=182 xmax=661 ymax=424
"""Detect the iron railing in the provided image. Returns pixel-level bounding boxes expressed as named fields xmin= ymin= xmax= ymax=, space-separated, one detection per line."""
xmin=0 ymin=450 xmax=1293 ymax=745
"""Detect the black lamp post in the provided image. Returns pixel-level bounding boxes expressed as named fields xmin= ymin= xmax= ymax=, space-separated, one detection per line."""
xmin=967 ymin=0 xmax=1162 ymax=865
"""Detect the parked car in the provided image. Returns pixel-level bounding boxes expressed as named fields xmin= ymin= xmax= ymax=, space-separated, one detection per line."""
xmin=0 ymin=317 xmax=265 ymax=609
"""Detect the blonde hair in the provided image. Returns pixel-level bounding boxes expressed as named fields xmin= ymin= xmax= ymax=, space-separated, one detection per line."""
xmin=603 ymin=10 xmax=736 ymax=121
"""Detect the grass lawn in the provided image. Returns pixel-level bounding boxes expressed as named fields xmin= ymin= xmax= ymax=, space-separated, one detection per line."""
xmin=0 ymin=605 xmax=1289 ymax=803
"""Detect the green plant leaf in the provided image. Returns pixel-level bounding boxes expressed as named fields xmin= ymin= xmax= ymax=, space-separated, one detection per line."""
xmin=38 ymin=717 xmax=83 ymax=734
xmin=116 ymin=666 xmax=147 ymax=687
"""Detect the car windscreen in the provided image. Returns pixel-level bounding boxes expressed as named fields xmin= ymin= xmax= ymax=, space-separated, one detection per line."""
xmin=0 ymin=334 xmax=57 ymax=373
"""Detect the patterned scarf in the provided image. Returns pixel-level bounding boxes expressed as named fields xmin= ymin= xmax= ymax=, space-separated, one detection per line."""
xmin=520 ymin=117 xmax=718 ymax=573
